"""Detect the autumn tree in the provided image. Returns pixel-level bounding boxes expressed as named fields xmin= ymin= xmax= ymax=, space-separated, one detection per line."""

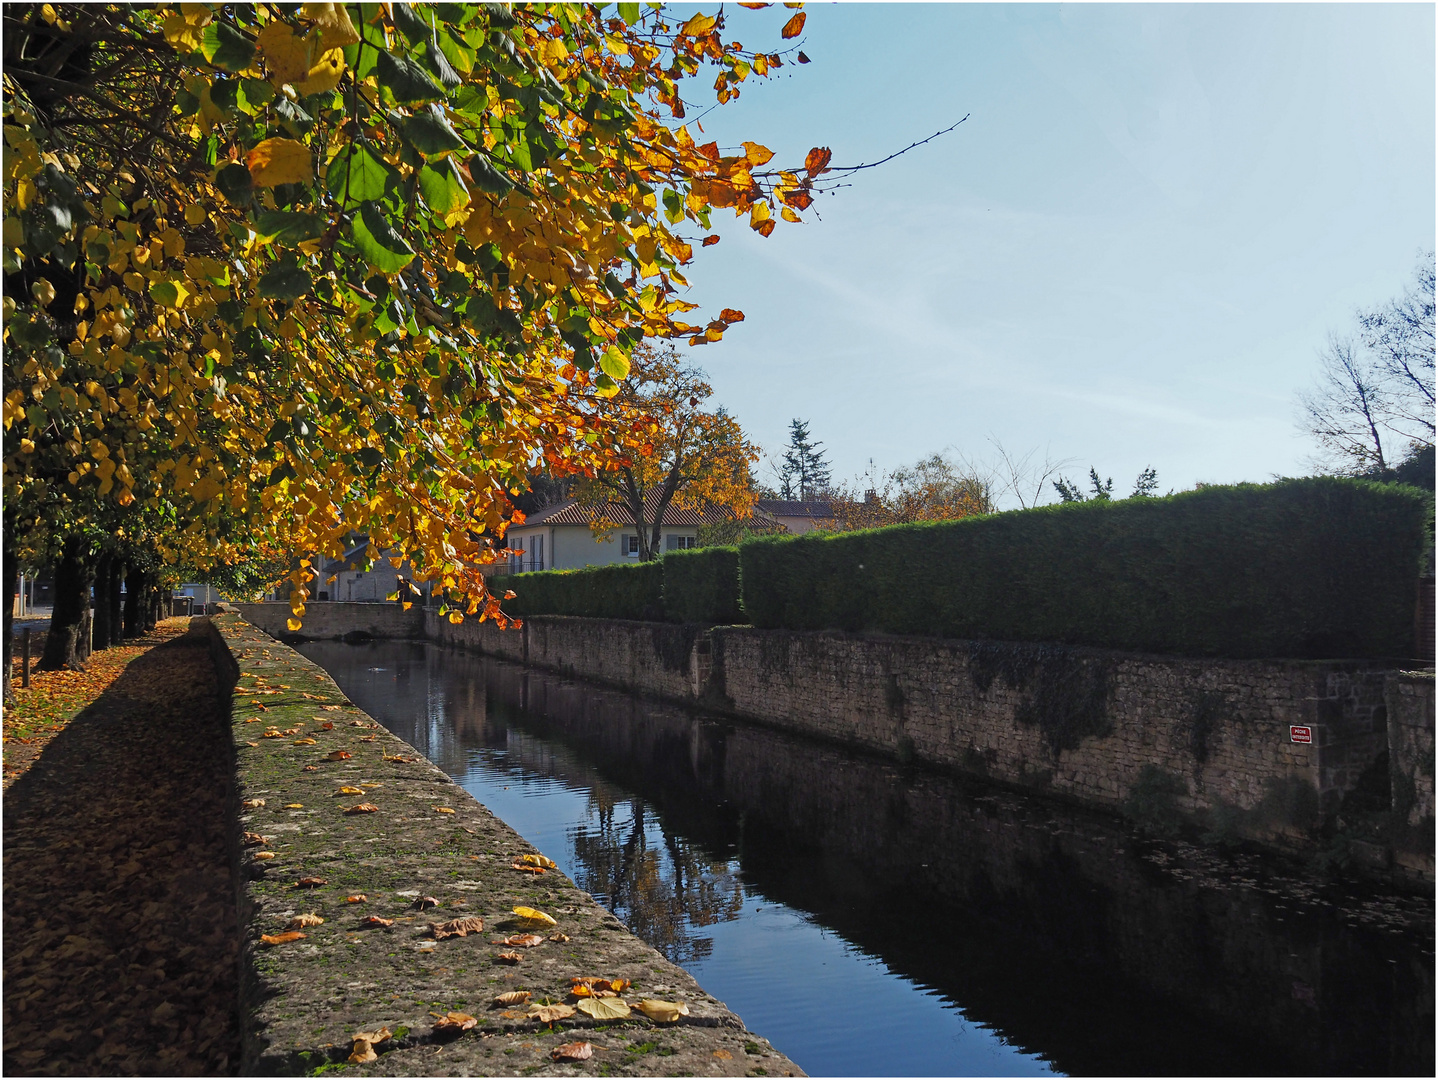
xmin=570 ymin=342 xmax=758 ymax=560
xmin=2 ymin=1 xmax=848 ymax=657
xmin=818 ymin=452 xmax=992 ymax=532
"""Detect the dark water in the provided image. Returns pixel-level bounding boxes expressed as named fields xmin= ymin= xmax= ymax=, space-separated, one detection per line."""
xmin=297 ymin=639 xmax=1435 ymax=1078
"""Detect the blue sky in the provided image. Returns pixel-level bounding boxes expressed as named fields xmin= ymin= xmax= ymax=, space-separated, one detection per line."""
xmin=666 ymin=3 xmax=1435 ymax=504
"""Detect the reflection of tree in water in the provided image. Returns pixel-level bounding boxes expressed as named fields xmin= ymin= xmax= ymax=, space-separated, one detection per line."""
xmin=570 ymin=797 xmax=744 ymax=966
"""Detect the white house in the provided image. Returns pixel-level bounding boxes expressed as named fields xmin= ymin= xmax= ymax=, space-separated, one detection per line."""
xmin=502 ymin=493 xmax=721 ymax=572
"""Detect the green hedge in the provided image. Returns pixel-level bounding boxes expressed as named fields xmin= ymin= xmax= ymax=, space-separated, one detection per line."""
xmin=495 ymin=560 xmax=664 ymax=621
xmin=662 ymin=547 xmax=744 ymax=624
xmin=737 ymin=478 xmax=1432 ymax=659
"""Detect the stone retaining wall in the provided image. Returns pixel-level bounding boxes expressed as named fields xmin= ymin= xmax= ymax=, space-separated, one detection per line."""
xmin=431 ymin=614 xmax=1407 ymax=851
xmin=203 ymin=613 xmax=800 ymax=1077
xmin=1387 ymin=670 xmax=1436 ymax=877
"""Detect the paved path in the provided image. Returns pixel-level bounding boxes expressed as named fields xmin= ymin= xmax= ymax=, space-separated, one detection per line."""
xmin=2 ymin=622 xmax=241 ymax=1075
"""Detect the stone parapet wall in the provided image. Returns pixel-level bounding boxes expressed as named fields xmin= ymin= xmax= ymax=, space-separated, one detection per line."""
xmin=203 ymin=613 xmax=800 ymax=1076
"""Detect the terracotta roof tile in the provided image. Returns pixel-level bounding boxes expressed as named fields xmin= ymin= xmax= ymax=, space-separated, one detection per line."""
xmin=521 ymin=493 xmax=724 ymax=527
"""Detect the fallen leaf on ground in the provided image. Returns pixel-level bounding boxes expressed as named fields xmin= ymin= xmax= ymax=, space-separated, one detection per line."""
xmin=496 ymin=933 xmax=544 ymax=948
xmin=320 ymin=721 xmax=334 ymax=730
xmin=549 ymin=932 xmax=570 ymax=942
xmin=326 ymin=750 xmax=352 ymax=760
xmin=349 ymin=719 xmax=367 ymax=726
xmin=254 ymin=851 xmax=275 ymax=860
xmin=302 ymin=765 xmax=318 ymax=772
xmin=345 ymin=894 xmax=368 ymax=904
xmin=530 ymin=1003 xmax=576 ymax=1024
xmin=634 ymin=999 xmax=690 ymax=1023
xmin=244 ymin=717 xmax=261 ymax=723
xmin=261 ymin=730 xmax=286 ymax=739
xmin=713 ymin=1049 xmax=733 ymax=1059
xmin=242 ymin=831 xmax=269 ymax=846
xmin=551 ymin=1040 xmax=593 ymax=1062
xmin=512 ymin=906 xmax=556 ymax=926
xmin=260 ymin=931 xmax=306 ymax=945
xmin=321 ymin=704 xmax=342 ymax=710
xmin=511 ymin=861 xmax=546 ymax=875
xmin=283 ymin=803 xmax=304 ymax=809
xmin=432 ymin=806 xmax=454 ymax=813
xmin=495 ymin=951 xmax=523 ymax=964
xmin=430 ymin=1011 xmax=477 ymax=1033
xmin=576 ymin=997 xmax=631 ymax=1020
xmin=430 ymin=916 xmax=485 ymax=939
xmin=492 ymin=991 xmax=531 ymax=1007
xmin=519 ymin=853 xmax=557 ymax=869
xmin=383 ymin=753 xmax=417 ymax=762
xmin=336 ymin=786 xmax=365 ymax=795
xmin=358 ymin=735 xmax=379 ymax=742
xmin=289 ymin=912 xmax=324 ymax=929
xmin=360 ymin=915 xmax=394 ymax=928
xmin=348 ymin=1027 xmax=392 ymax=1064
xmin=344 ymin=803 xmax=379 ymax=814
xmin=246 ymin=740 xmax=260 ymax=746
xmin=412 ymin=896 xmax=440 ymax=909
xmin=296 ymin=877 xmax=327 ymax=888
xmin=293 ymin=737 xmax=317 ymax=745
xmin=572 ymin=977 xmax=630 ymax=994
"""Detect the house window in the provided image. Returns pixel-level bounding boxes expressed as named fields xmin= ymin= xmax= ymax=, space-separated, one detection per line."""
xmin=626 ymin=535 xmax=640 ymax=557
xmin=666 ymin=535 xmax=696 ymax=551
xmin=531 ymin=534 xmax=544 ymax=571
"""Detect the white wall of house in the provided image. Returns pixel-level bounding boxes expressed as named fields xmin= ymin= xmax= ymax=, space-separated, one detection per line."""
xmin=506 ymin=525 xmax=701 ymax=571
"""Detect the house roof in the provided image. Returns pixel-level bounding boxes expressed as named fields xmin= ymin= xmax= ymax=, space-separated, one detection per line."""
xmin=519 ymin=492 xmax=723 ymax=528
xmin=756 ymin=500 xmax=834 ymax=518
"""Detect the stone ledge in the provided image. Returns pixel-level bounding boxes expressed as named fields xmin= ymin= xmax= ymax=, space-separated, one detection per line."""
xmin=203 ymin=613 xmax=802 ymax=1077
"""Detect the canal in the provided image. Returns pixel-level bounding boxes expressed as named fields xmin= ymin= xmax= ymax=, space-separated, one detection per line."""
xmin=297 ymin=638 xmax=1434 ymax=1077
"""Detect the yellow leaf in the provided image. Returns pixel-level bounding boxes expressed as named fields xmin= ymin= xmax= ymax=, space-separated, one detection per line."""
xmin=634 ymin=999 xmax=690 ymax=1023
xmin=300 ymin=2 xmax=360 ymax=50
xmin=293 ymin=47 xmax=346 ymax=95
xmin=781 ymin=10 xmax=806 ymax=37
xmin=257 ymin=22 xmax=313 ymax=86
xmin=742 ymin=141 xmax=775 ymax=168
xmin=287 ymin=617 xmax=303 ymax=631
xmin=575 ymin=997 xmax=631 ymax=1020
xmin=512 ymin=906 xmax=556 ymax=926
xmin=520 ymin=853 xmax=557 ymax=869
xmin=681 ymin=12 xmax=717 ymax=35
xmin=246 ymin=138 xmax=312 ymax=188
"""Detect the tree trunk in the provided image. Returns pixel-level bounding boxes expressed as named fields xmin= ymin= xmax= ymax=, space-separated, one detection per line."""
xmin=3 ymin=543 xmax=16 ymax=704
xmin=92 ymin=552 xmax=114 ymax=651
xmin=108 ymin=561 xmax=125 ymax=645
xmin=123 ymin=568 xmax=145 ymax=638
xmin=39 ymin=544 xmax=94 ymax=671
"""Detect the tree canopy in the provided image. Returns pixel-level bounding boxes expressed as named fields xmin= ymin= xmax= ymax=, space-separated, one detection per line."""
xmin=2 ymin=1 xmax=836 ymax=631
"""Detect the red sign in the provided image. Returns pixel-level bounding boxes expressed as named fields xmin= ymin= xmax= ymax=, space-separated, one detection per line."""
xmin=1290 ymin=725 xmax=1313 ymax=744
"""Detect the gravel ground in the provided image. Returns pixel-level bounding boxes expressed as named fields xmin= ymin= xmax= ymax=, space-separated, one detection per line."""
xmin=3 ymin=621 xmax=241 ymax=1075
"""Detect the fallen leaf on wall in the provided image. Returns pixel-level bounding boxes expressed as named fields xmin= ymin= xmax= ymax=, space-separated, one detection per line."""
xmin=492 ymin=991 xmax=531 ymax=1006
xmin=551 ymin=1041 xmax=593 ymax=1062
xmin=430 ymin=917 xmax=485 ymax=939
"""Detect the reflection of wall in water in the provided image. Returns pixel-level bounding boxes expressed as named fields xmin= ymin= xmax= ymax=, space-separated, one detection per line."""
xmin=475 ymin=656 xmax=1433 ymax=1079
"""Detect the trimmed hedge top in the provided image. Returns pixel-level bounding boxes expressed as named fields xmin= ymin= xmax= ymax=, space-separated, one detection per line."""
xmin=737 ymin=477 xmax=1432 ymax=659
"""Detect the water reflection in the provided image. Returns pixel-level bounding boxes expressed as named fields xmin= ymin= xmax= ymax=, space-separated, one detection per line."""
xmin=299 ymin=639 xmax=1434 ymax=1078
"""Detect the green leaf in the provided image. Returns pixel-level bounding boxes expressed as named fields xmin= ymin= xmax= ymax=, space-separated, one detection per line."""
xmin=418 ymin=159 xmax=470 ymax=215
xmin=437 ymin=25 xmax=476 ymax=75
xmin=326 ymin=143 xmax=395 ymax=209
xmin=662 ymin=188 xmax=683 ymax=224
xmin=617 ymin=3 xmax=641 ymax=26
xmin=200 ymin=21 xmax=257 ymax=73
xmin=253 ymin=211 xmax=324 ymax=247
xmin=391 ymin=2 xmax=433 ymax=45
xmin=214 ymin=162 xmax=254 ymax=205
xmin=258 ymin=259 xmax=313 ymax=301
xmin=398 ymin=104 xmax=466 ymax=158
xmin=352 ymin=202 xmax=415 ymax=272
xmin=599 ymin=345 xmax=630 ymax=382
xmin=466 ymin=155 xmax=513 ymax=196
xmin=148 ymin=280 xmax=191 ymax=309
xmin=374 ymin=49 xmax=445 ymax=104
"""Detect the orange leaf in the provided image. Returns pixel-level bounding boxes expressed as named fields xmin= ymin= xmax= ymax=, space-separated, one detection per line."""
xmin=344 ymin=803 xmax=379 ymax=814
xmin=803 ymin=146 xmax=832 ymax=178
xmin=345 ymin=894 xmax=368 ymax=903
xmin=296 ymin=877 xmax=327 ymax=888
xmin=781 ymin=11 xmax=806 ymax=37
xmin=261 ymin=931 xmax=306 ymax=945
xmin=360 ymin=915 xmax=394 ymax=928
xmin=702 ymin=235 xmax=721 ymax=247
xmin=719 ymin=308 xmax=745 ymax=323
xmin=326 ymin=750 xmax=351 ymax=760
xmin=551 ymin=1042 xmax=593 ymax=1062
